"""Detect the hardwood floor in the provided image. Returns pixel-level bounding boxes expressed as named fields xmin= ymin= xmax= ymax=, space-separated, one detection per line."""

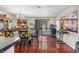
xmin=14 ymin=35 xmax=75 ymax=53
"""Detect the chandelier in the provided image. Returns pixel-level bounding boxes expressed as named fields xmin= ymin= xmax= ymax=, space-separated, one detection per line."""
xmin=16 ymin=11 xmax=25 ymax=19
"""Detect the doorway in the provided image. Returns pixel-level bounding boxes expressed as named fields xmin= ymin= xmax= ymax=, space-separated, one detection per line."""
xmin=35 ymin=19 xmax=48 ymax=35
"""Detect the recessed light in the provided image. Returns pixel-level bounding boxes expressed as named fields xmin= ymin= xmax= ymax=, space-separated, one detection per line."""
xmin=37 ymin=6 xmax=41 ymax=8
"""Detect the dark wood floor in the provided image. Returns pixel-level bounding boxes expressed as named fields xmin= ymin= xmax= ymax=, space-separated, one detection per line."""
xmin=14 ymin=35 xmax=75 ymax=53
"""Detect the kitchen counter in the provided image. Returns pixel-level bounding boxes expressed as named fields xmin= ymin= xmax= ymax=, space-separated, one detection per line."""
xmin=0 ymin=37 xmax=20 ymax=52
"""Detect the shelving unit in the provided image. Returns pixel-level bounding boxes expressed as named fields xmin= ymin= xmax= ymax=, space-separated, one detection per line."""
xmin=0 ymin=14 xmax=10 ymax=36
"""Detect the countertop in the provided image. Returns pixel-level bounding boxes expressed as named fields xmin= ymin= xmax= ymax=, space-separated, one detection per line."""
xmin=0 ymin=36 xmax=20 ymax=52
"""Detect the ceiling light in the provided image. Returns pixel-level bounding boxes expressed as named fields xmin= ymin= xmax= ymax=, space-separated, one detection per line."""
xmin=16 ymin=11 xmax=25 ymax=19
xmin=37 ymin=6 xmax=41 ymax=8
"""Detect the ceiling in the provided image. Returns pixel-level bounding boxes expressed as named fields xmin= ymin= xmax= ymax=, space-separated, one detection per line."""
xmin=0 ymin=5 xmax=73 ymax=17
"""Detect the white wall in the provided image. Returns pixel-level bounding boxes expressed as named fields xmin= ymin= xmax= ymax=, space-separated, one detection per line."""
xmin=7 ymin=16 xmax=55 ymax=30
xmin=47 ymin=17 xmax=56 ymax=29
xmin=56 ymin=6 xmax=79 ymax=49
xmin=8 ymin=15 xmax=17 ymax=29
xmin=26 ymin=17 xmax=55 ymax=29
